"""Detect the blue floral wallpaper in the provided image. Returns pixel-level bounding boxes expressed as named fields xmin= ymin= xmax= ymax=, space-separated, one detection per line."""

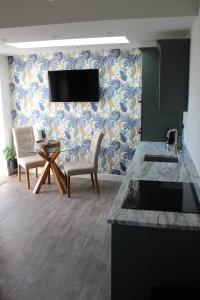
xmin=8 ymin=48 xmax=142 ymax=175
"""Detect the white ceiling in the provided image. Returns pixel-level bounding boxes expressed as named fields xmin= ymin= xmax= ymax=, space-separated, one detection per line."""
xmin=0 ymin=16 xmax=195 ymax=55
xmin=0 ymin=0 xmax=198 ymax=28
xmin=0 ymin=0 xmax=198 ymax=55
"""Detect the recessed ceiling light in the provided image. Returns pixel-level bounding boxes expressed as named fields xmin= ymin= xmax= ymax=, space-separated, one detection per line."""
xmin=5 ymin=36 xmax=129 ymax=49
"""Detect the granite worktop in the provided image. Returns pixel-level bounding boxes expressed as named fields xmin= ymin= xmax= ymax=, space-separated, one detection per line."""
xmin=108 ymin=142 xmax=200 ymax=230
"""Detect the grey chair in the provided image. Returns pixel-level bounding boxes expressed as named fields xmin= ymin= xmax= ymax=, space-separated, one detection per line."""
xmin=64 ymin=131 xmax=104 ymax=197
xmin=12 ymin=127 xmax=46 ymax=189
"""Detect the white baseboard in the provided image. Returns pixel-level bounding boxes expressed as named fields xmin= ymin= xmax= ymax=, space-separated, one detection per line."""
xmin=29 ymin=168 xmax=124 ymax=182
xmin=73 ymin=173 xmax=125 ymax=182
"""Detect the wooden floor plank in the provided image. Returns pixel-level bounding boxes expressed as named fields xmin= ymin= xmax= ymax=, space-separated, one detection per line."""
xmin=0 ymin=175 xmax=120 ymax=300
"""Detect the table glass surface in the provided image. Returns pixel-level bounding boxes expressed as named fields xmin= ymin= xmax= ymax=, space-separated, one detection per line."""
xmin=20 ymin=139 xmax=80 ymax=154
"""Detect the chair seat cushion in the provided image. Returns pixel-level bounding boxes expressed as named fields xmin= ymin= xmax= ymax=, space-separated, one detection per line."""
xmin=18 ymin=155 xmax=45 ymax=169
xmin=64 ymin=160 xmax=94 ymax=176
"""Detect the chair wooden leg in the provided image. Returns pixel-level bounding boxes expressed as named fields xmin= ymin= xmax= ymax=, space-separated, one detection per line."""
xmin=48 ymin=170 xmax=51 ymax=184
xmin=91 ymin=174 xmax=95 ymax=187
xmin=67 ymin=176 xmax=70 ymax=197
xmin=94 ymin=173 xmax=100 ymax=194
xmin=26 ymin=169 xmax=30 ymax=189
xmin=36 ymin=167 xmax=38 ymax=178
xmin=65 ymin=173 xmax=68 ymax=189
xmin=18 ymin=164 xmax=21 ymax=182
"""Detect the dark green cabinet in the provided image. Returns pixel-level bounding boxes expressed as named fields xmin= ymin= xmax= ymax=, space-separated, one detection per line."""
xmin=158 ymin=39 xmax=190 ymax=112
xmin=111 ymin=224 xmax=200 ymax=300
xmin=141 ymin=48 xmax=161 ymax=141
xmin=141 ymin=39 xmax=190 ymax=142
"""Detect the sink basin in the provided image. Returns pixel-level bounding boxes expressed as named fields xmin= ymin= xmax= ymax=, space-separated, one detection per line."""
xmin=143 ymin=154 xmax=178 ymax=163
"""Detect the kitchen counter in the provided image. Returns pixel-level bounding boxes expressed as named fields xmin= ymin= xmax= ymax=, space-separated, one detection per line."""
xmin=108 ymin=142 xmax=200 ymax=230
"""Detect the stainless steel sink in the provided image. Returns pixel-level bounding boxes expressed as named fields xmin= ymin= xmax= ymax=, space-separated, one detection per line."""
xmin=143 ymin=154 xmax=178 ymax=163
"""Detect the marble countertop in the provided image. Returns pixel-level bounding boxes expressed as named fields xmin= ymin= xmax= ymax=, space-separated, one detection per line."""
xmin=107 ymin=142 xmax=200 ymax=231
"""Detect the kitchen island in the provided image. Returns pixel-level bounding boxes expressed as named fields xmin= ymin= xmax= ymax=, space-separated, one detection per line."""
xmin=108 ymin=142 xmax=200 ymax=300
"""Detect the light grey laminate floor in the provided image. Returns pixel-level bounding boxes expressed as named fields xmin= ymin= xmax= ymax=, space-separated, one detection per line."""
xmin=0 ymin=175 xmax=120 ymax=300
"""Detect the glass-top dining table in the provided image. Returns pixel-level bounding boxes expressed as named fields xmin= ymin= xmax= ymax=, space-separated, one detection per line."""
xmin=20 ymin=139 xmax=79 ymax=195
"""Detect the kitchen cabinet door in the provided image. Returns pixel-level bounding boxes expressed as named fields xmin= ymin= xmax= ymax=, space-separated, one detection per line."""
xmin=158 ymin=39 xmax=190 ymax=113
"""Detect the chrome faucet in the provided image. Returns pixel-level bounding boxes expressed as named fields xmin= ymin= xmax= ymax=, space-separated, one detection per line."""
xmin=166 ymin=128 xmax=178 ymax=155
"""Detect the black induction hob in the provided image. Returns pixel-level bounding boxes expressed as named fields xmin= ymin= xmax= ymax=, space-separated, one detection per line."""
xmin=122 ymin=180 xmax=200 ymax=213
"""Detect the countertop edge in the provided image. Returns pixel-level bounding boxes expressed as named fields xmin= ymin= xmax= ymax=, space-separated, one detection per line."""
xmin=107 ymin=142 xmax=200 ymax=231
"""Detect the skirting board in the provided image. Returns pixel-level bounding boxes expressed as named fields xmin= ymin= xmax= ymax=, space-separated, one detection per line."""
xmin=29 ymin=168 xmax=125 ymax=182
xmin=73 ymin=173 xmax=124 ymax=182
xmin=29 ymin=168 xmax=124 ymax=182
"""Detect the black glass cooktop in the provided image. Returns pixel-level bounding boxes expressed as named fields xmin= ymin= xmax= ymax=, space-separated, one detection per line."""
xmin=122 ymin=180 xmax=200 ymax=213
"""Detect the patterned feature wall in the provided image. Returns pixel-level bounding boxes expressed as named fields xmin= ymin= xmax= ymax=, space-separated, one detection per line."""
xmin=8 ymin=48 xmax=142 ymax=175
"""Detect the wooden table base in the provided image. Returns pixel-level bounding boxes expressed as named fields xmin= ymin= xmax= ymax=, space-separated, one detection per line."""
xmin=33 ymin=151 xmax=66 ymax=194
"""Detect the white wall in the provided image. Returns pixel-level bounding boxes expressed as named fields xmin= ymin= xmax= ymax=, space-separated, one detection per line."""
xmin=0 ymin=55 xmax=12 ymax=175
xmin=184 ymin=10 xmax=200 ymax=175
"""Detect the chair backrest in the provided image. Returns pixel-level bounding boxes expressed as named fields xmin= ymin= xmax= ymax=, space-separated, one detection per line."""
xmin=88 ymin=131 xmax=104 ymax=171
xmin=12 ymin=127 xmax=35 ymax=158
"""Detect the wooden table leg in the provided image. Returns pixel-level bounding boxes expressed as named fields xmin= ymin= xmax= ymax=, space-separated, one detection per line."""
xmin=33 ymin=150 xmax=66 ymax=195
xmin=54 ymin=163 xmax=66 ymax=183
xmin=51 ymin=161 xmax=66 ymax=194
xmin=33 ymin=162 xmax=50 ymax=194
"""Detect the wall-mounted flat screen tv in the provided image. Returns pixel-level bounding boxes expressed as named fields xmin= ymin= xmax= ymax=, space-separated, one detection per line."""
xmin=48 ymin=69 xmax=99 ymax=102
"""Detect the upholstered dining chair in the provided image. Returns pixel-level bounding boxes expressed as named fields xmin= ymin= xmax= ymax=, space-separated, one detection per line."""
xmin=12 ymin=127 xmax=46 ymax=189
xmin=64 ymin=131 xmax=104 ymax=197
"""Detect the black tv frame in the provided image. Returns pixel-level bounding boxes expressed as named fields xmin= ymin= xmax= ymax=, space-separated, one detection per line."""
xmin=48 ymin=69 xmax=99 ymax=102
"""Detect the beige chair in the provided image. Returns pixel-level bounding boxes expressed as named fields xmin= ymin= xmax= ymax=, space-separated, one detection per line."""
xmin=64 ymin=131 xmax=104 ymax=197
xmin=12 ymin=127 xmax=46 ymax=189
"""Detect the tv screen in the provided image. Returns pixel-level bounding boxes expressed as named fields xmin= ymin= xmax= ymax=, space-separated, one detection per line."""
xmin=48 ymin=69 xmax=99 ymax=102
